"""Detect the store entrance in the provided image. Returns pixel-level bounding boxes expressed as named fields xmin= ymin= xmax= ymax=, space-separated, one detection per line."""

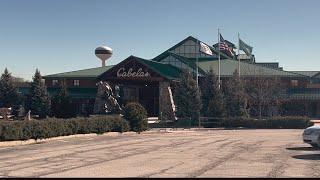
xmin=139 ymin=86 xmax=159 ymax=116
xmin=98 ymin=56 xmax=167 ymax=117
xmin=120 ymin=83 xmax=159 ymax=117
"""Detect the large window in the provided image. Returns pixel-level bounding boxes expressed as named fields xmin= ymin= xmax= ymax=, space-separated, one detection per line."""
xmin=161 ymin=55 xmax=197 ymax=74
xmin=73 ymin=80 xmax=80 ymax=86
xmin=171 ymin=40 xmax=214 ymax=58
xmin=52 ymin=80 xmax=58 ymax=86
xmin=291 ymin=80 xmax=298 ymax=87
xmin=123 ymin=87 xmax=138 ymax=102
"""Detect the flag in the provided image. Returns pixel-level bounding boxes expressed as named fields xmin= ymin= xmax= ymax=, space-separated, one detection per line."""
xmin=239 ymin=38 xmax=253 ymax=56
xmin=199 ymin=42 xmax=213 ymax=56
xmin=219 ymin=34 xmax=234 ymax=57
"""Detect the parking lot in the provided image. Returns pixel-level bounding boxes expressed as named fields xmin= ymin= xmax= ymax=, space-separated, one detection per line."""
xmin=0 ymin=129 xmax=319 ymax=178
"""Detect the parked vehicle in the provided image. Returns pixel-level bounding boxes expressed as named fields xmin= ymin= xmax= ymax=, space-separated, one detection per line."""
xmin=303 ymin=121 xmax=320 ymax=148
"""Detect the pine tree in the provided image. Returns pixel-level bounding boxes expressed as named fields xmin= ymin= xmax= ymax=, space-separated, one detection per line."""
xmin=175 ymin=70 xmax=202 ymax=124
xmin=29 ymin=69 xmax=50 ymax=119
xmin=223 ymin=70 xmax=249 ymax=117
xmin=200 ymin=68 xmax=226 ymax=117
xmin=51 ymin=82 xmax=76 ymax=118
xmin=0 ymin=68 xmax=19 ymax=108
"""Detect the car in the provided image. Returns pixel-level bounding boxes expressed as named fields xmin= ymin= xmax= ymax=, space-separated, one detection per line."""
xmin=303 ymin=121 xmax=320 ymax=148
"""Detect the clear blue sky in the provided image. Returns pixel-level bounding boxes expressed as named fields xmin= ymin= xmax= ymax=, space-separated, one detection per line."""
xmin=1 ymin=0 xmax=320 ymax=80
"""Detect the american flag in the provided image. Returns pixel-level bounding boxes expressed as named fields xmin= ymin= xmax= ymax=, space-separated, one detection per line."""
xmin=219 ymin=34 xmax=234 ymax=56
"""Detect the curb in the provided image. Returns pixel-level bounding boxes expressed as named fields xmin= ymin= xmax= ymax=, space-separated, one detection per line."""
xmin=0 ymin=132 xmax=136 ymax=148
xmin=148 ymin=128 xmax=226 ymax=131
xmin=0 ymin=130 xmax=175 ymax=148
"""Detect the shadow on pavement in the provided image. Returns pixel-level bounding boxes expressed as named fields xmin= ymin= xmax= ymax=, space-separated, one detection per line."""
xmin=292 ymin=154 xmax=320 ymax=160
xmin=286 ymin=146 xmax=317 ymax=151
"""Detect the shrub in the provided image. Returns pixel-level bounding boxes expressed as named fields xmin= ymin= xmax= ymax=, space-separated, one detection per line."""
xmin=20 ymin=121 xmax=33 ymax=140
xmin=89 ymin=117 xmax=110 ymax=134
xmin=0 ymin=116 xmax=130 ymax=142
xmin=123 ymin=102 xmax=148 ymax=133
xmin=31 ymin=120 xmax=49 ymax=140
xmin=66 ymin=118 xmax=81 ymax=135
xmin=108 ymin=117 xmax=130 ymax=132
xmin=0 ymin=122 xmax=22 ymax=141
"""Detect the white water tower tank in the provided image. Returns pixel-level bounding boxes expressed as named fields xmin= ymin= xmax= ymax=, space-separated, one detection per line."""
xmin=95 ymin=46 xmax=113 ymax=67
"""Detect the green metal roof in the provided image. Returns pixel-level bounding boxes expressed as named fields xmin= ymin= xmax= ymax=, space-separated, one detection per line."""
xmin=134 ymin=56 xmax=182 ymax=80
xmin=44 ymin=66 xmax=114 ymax=78
xmin=290 ymin=71 xmax=320 ymax=78
xmin=198 ymin=59 xmax=307 ymax=77
xmin=187 ymin=57 xmax=219 ymax=62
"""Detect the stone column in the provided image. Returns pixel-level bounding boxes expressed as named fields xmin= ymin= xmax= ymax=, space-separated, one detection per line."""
xmin=159 ymin=81 xmax=176 ymax=121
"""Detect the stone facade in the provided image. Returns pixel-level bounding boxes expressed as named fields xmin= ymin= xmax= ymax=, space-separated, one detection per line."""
xmin=159 ymin=81 xmax=176 ymax=121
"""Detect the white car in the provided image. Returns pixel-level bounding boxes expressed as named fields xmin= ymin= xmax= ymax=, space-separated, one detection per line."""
xmin=303 ymin=124 xmax=320 ymax=148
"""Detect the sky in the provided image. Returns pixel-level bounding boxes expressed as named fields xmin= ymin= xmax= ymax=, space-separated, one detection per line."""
xmin=1 ymin=0 xmax=320 ymax=80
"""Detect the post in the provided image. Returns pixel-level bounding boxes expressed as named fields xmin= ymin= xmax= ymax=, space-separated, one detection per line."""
xmin=196 ymin=38 xmax=200 ymax=128
xmin=238 ymin=32 xmax=240 ymax=77
xmin=196 ymin=48 xmax=199 ymax=86
xmin=218 ymin=28 xmax=221 ymax=89
xmin=196 ymin=38 xmax=199 ymax=86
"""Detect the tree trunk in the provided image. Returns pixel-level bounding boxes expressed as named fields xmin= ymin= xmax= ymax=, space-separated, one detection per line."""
xmin=259 ymin=103 xmax=262 ymax=120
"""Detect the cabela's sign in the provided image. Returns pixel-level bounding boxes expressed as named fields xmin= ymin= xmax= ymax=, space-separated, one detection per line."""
xmin=117 ymin=68 xmax=150 ymax=78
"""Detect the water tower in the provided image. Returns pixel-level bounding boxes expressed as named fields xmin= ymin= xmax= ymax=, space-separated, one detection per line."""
xmin=95 ymin=46 xmax=113 ymax=67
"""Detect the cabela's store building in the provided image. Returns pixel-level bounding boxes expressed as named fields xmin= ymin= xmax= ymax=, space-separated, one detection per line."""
xmin=41 ymin=36 xmax=320 ymax=120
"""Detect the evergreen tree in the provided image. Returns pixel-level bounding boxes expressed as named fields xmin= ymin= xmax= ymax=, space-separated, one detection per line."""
xmin=174 ymin=70 xmax=202 ymax=124
xmin=29 ymin=69 xmax=50 ymax=119
xmin=51 ymin=82 xmax=76 ymax=118
xmin=200 ymin=68 xmax=226 ymax=117
xmin=0 ymin=68 xmax=19 ymax=108
xmin=223 ymin=70 xmax=249 ymax=117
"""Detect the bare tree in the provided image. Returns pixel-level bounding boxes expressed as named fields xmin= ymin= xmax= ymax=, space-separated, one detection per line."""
xmin=245 ymin=74 xmax=282 ymax=119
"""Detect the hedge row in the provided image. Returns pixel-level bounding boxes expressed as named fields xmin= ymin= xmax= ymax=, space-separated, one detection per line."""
xmin=0 ymin=115 xmax=130 ymax=141
xmin=202 ymin=116 xmax=312 ymax=129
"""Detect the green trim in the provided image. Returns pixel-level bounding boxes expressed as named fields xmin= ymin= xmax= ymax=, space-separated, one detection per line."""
xmin=134 ymin=56 xmax=182 ymax=80
xmin=291 ymin=71 xmax=320 ymax=78
xmin=97 ymin=56 xmax=182 ymax=81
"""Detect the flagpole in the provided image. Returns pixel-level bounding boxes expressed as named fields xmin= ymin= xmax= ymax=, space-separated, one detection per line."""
xmin=238 ymin=32 xmax=240 ymax=77
xmin=196 ymin=38 xmax=199 ymax=87
xmin=218 ymin=28 xmax=221 ymax=89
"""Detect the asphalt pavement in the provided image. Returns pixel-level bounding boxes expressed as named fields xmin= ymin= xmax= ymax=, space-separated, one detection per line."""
xmin=0 ymin=129 xmax=319 ymax=178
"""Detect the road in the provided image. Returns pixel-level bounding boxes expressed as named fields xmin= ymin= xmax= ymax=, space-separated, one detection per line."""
xmin=0 ymin=129 xmax=319 ymax=178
